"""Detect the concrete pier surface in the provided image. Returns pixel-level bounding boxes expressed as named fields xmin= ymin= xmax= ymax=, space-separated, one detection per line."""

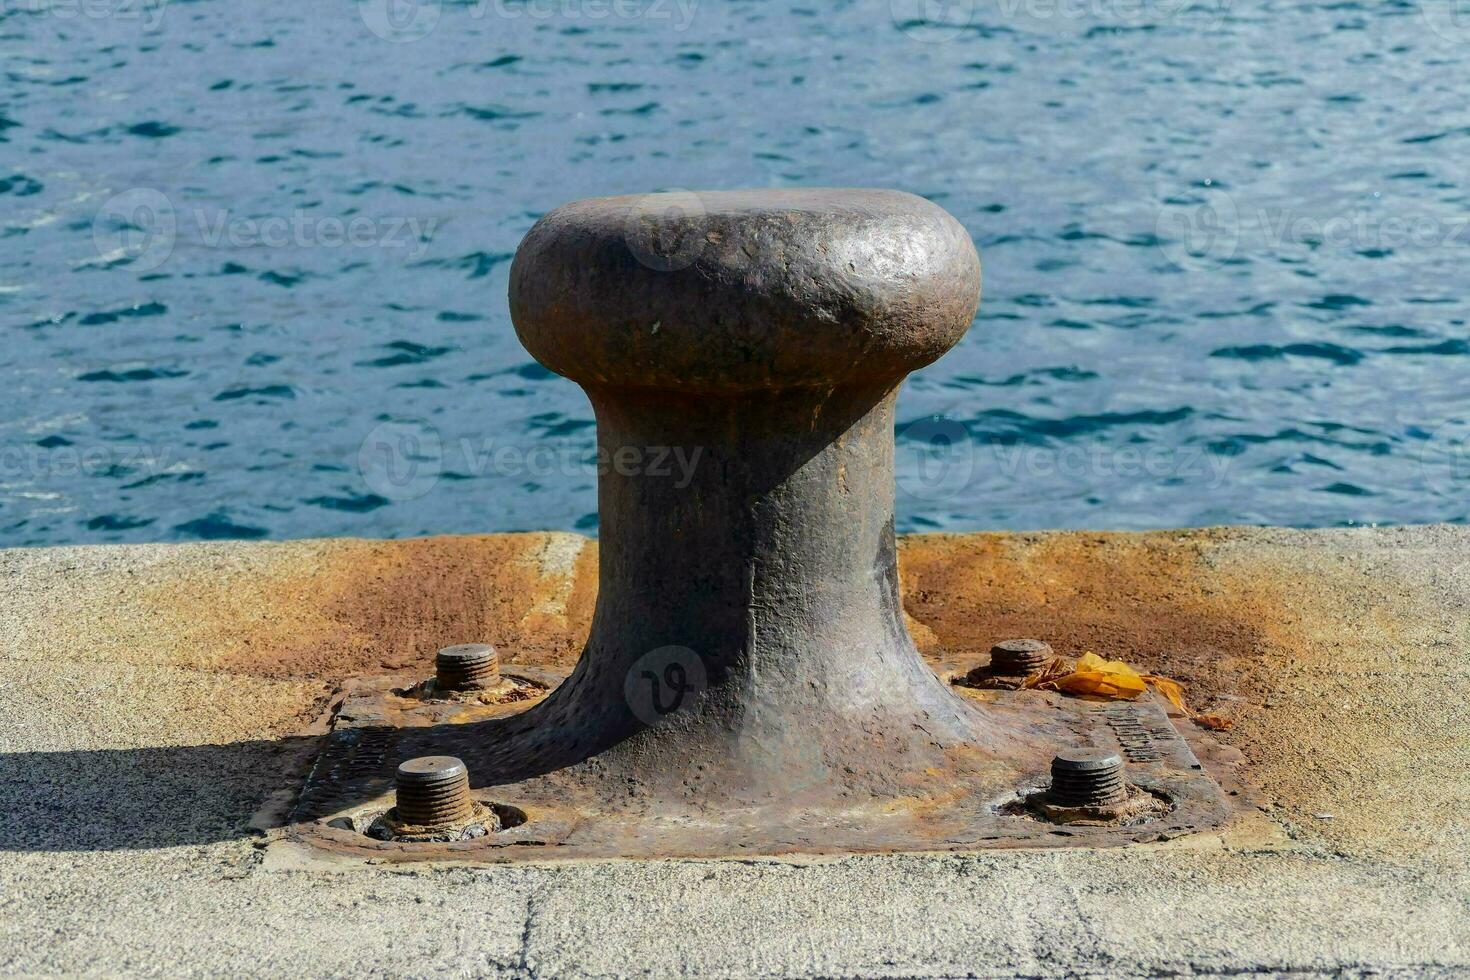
xmin=2 ymin=525 xmax=1467 ymax=977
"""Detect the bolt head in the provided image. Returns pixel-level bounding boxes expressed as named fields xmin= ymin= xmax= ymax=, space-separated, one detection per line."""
xmin=436 ymin=643 xmax=497 ymax=665
xmin=991 ymin=638 xmax=1051 ymax=655
xmin=987 ymin=638 xmax=1054 ymax=676
xmin=397 ymin=755 xmax=468 ymax=784
xmin=1051 ymin=748 xmax=1123 ymax=772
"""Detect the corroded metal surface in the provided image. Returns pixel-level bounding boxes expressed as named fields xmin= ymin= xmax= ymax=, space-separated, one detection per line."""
xmin=282 ymin=189 xmax=1239 ymax=864
xmin=498 ymin=189 xmax=1003 ymax=812
xmin=392 ymin=756 xmax=474 ymax=828
xmin=508 ymin=188 xmax=982 ymax=393
xmin=434 ymin=644 xmax=500 ymax=691
xmin=287 ymin=682 xmax=1231 ymax=863
xmin=1048 ymin=748 xmax=1129 ymax=807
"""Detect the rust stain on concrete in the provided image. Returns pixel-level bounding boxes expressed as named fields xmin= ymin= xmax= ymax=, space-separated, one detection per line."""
xmin=133 ymin=528 xmax=1305 ymax=706
xmin=114 ymin=522 xmax=1336 ymax=779
xmin=896 ymin=529 xmax=1297 ymax=700
xmin=134 ymin=533 xmax=598 ymax=680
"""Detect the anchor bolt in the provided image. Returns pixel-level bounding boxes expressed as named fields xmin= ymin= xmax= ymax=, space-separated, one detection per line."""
xmin=987 ymin=638 xmax=1053 ymax=676
xmin=1048 ymin=748 xmax=1129 ymax=808
xmin=395 ymin=756 xmax=475 ymax=829
xmin=435 ymin=643 xmax=500 ymax=691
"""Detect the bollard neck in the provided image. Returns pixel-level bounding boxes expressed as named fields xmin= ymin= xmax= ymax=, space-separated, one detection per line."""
xmin=591 ymin=378 xmax=894 ymax=586
xmin=584 ymin=381 xmax=934 ymax=701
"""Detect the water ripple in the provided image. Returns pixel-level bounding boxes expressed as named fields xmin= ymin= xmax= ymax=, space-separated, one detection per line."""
xmin=2 ymin=0 xmax=1467 ymax=543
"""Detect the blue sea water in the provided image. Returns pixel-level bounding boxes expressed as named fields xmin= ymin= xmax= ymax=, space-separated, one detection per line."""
xmin=3 ymin=0 xmax=1469 ymax=546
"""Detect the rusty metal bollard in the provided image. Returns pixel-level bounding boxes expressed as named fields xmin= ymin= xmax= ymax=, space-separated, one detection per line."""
xmin=504 ymin=188 xmax=1017 ymax=805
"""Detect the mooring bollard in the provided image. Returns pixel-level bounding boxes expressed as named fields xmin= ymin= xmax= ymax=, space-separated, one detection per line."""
xmin=504 ymin=188 xmax=1015 ymax=800
xmin=295 ymin=188 xmax=1232 ymax=860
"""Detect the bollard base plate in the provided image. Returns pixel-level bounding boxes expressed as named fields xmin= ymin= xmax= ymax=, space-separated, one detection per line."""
xmin=280 ymin=672 xmax=1236 ymax=865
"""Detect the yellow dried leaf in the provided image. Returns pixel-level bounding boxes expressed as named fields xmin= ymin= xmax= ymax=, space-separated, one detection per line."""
xmin=1020 ymin=655 xmax=1075 ymax=690
xmin=1143 ymin=674 xmax=1189 ymax=714
xmin=1051 ymin=651 xmax=1147 ymax=700
xmin=1013 ymin=650 xmax=1236 ymax=731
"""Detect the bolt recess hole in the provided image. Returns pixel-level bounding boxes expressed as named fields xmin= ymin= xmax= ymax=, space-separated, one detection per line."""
xmin=998 ymin=783 xmax=1175 ymax=828
xmin=325 ymin=802 xmax=528 ymax=843
xmin=490 ymin=803 xmax=528 ymax=831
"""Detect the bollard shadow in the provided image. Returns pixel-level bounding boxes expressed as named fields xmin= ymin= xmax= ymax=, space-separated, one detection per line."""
xmin=0 ymin=735 xmax=325 ymax=853
xmin=0 ymin=707 xmax=637 ymax=853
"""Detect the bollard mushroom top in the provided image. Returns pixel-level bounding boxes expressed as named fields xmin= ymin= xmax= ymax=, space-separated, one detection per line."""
xmin=509 ymin=188 xmax=981 ymax=393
